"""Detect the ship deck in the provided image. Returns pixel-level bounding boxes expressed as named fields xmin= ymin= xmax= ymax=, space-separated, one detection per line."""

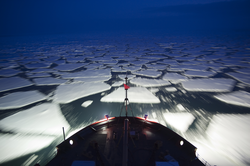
xmin=46 ymin=116 xmax=205 ymax=166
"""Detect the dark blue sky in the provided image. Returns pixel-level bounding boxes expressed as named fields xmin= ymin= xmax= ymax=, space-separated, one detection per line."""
xmin=0 ymin=0 xmax=249 ymax=36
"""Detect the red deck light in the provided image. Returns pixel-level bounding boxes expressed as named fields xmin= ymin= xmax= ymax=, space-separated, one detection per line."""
xmin=105 ymin=115 xmax=109 ymax=120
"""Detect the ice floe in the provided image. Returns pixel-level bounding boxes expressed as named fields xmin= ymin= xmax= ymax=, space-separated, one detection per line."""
xmin=145 ymin=64 xmax=167 ymax=70
xmin=148 ymin=88 xmax=159 ymax=93
xmin=132 ymin=70 xmax=162 ymax=78
xmin=111 ymin=81 xmax=124 ymax=87
xmin=73 ymin=76 xmax=111 ymax=83
xmin=176 ymin=64 xmax=208 ymax=71
xmin=103 ymin=60 xmax=117 ymax=65
xmin=0 ymin=91 xmax=47 ymax=110
xmin=161 ymin=59 xmax=179 ymax=65
xmin=165 ymin=87 xmax=177 ymax=92
xmin=226 ymin=72 xmax=250 ymax=85
xmin=123 ymin=66 xmax=141 ymax=72
xmin=85 ymin=63 xmax=103 ymax=70
xmin=25 ymin=63 xmax=51 ymax=69
xmin=27 ymin=72 xmax=51 ymax=78
xmin=30 ymin=68 xmax=55 ymax=73
xmin=236 ymin=68 xmax=250 ymax=75
xmin=162 ymin=73 xmax=188 ymax=84
xmin=53 ymin=82 xmax=111 ymax=103
xmin=204 ymin=114 xmax=250 ymax=165
xmin=61 ymin=69 xmax=111 ymax=79
xmin=81 ymin=100 xmax=93 ymax=108
xmin=54 ymin=63 xmax=86 ymax=71
xmin=214 ymin=91 xmax=250 ymax=107
xmin=181 ymin=78 xmax=235 ymax=92
xmin=162 ymin=112 xmax=195 ymax=132
xmin=111 ymin=67 xmax=126 ymax=73
xmin=0 ymin=134 xmax=55 ymax=164
xmin=0 ymin=69 xmax=21 ymax=77
xmin=130 ymin=77 xmax=170 ymax=87
xmin=34 ymin=77 xmax=68 ymax=85
xmin=0 ymin=103 xmax=70 ymax=136
xmin=100 ymin=87 xmax=160 ymax=103
xmin=65 ymin=57 xmax=85 ymax=63
xmin=183 ymin=70 xmax=216 ymax=77
xmin=174 ymin=56 xmax=195 ymax=61
xmin=118 ymin=74 xmax=135 ymax=80
xmin=0 ymin=77 xmax=33 ymax=93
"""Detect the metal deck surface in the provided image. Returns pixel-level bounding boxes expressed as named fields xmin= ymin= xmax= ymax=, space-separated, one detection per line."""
xmin=46 ymin=116 xmax=205 ymax=166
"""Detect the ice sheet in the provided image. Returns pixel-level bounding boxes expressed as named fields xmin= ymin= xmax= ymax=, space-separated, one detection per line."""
xmin=214 ymin=91 xmax=250 ymax=107
xmin=181 ymin=78 xmax=235 ymax=92
xmin=100 ymin=87 xmax=160 ymax=103
xmin=34 ymin=77 xmax=68 ymax=85
xmin=0 ymin=91 xmax=47 ymax=110
xmin=0 ymin=77 xmax=33 ymax=92
xmin=0 ymin=103 xmax=70 ymax=136
xmin=0 ymin=134 xmax=55 ymax=164
xmin=53 ymin=82 xmax=111 ymax=103
xmin=81 ymin=100 xmax=93 ymax=107
xmin=162 ymin=112 xmax=195 ymax=132
xmin=130 ymin=77 xmax=171 ymax=87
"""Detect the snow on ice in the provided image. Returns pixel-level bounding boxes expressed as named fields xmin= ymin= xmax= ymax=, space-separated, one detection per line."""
xmin=181 ymin=78 xmax=235 ymax=92
xmin=54 ymin=63 xmax=86 ymax=71
xmin=132 ymin=70 xmax=162 ymax=78
xmin=183 ymin=70 xmax=216 ymax=77
xmin=34 ymin=77 xmax=68 ymax=85
xmin=73 ymin=76 xmax=110 ymax=83
xmin=0 ymin=77 xmax=33 ymax=92
xmin=130 ymin=77 xmax=170 ymax=87
xmin=0 ymin=134 xmax=55 ymax=164
xmin=53 ymin=82 xmax=111 ymax=103
xmin=100 ymin=87 xmax=160 ymax=103
xmin=81 ymin=100 xmax=93 ymax=108
xmin=162 ymin=73 xmax=188 ymax=84
xmin=0 ymin=91 xmax=47 ymax=110
xmin=162 ymin=112 xmax=195 ymax=132
xmin=0 ymin=103 xmax=70 ymax=136
xmin=214 ymin=91 xmax=250 ymax=107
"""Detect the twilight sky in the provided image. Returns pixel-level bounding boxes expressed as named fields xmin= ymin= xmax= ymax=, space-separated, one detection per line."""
xmin=0 ymin=0 xmax=249 ymax=36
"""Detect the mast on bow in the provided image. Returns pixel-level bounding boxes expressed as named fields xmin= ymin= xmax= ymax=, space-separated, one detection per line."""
xmin=120 ymin=73 xmax=134 ymax=117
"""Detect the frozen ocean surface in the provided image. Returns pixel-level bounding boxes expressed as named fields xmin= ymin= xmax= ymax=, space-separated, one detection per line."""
xmin=0 ymin=32 xmax=250 ymax=166
xmin=0 ymin=91 xmax=47 ymax=110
